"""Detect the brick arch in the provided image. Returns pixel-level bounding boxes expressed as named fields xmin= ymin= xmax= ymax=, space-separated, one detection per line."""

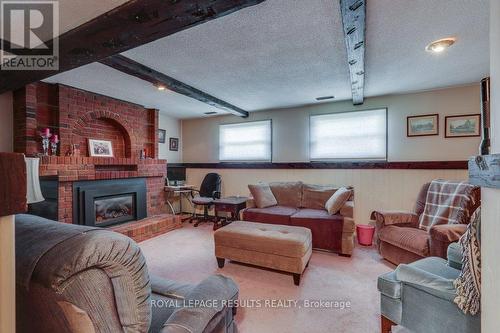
xmin=71 ymin=111 xmax=137 ymax=158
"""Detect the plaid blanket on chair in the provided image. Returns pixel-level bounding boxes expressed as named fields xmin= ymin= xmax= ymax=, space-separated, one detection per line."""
xmin=418 ymin=180 xmax=478 ymax=231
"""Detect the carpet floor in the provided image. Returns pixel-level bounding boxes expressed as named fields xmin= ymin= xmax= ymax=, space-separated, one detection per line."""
xmin=140 ymin=222 xmax=403 ymax=333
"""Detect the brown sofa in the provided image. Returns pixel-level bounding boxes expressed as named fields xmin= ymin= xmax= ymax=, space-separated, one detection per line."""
xmin=371 ymin=182 xmax=480 ymax=265
xmin=241 ymin=182 xmax=355 ymax=256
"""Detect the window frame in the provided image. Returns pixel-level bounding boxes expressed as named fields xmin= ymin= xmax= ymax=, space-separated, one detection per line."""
xmin=308 ymin=108 xmax=388 ymax=162
xmin=218 ymin=119 xmax=273 ymax=163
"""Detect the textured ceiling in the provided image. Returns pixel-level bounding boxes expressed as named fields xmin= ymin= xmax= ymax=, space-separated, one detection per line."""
xmin=45 ymin=0 xmax=490 ymax=119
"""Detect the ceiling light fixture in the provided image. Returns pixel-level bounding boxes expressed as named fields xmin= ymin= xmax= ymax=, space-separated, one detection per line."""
xmin=316 ymin=96 xmax=335 ymax=101
xmin=425 ymin=37 xmax=456 ymax=54
xmin=156 ymin=85 xmax=166 ymax=91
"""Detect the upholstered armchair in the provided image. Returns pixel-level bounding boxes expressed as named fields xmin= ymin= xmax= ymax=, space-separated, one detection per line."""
xmin=15 ymin=214 xmax=238 ymax=333
xmin=377 ymin=241 xmax=480 ymax=333
xmin=371 ymin=183 xmax=480 ymax=265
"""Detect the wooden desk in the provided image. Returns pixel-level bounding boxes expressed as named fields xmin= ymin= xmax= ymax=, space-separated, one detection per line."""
xmin=213 ymin=196 xmax=248 ymax=230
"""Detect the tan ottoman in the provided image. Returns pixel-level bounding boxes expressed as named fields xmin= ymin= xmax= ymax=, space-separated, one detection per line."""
xmin=214 ymin=221 xmax=312 ymax=285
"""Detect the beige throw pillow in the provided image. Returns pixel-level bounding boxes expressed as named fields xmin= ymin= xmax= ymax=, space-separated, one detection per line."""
xmin=325 ymin=187 xmax=352 ymax=215
xmin=248 ymin=184 xmax=278 ymax=208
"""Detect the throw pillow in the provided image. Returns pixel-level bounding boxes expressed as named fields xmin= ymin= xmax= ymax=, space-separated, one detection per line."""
xmin=325 ymin=187 xmax=352 ymax=215
xmin=248 ymin=183 xmax=278 ymax=208
xmin=301 ymin=184 xmax=338 ymax=210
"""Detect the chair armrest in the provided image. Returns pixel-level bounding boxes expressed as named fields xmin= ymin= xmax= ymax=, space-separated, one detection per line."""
xmin=151 ymin=275 xmax=194 ymax=300
xmin=370 ymin=211 xmax=419 ymax=229
xmin=447 ymin=242 xmax=463 ymax=270
xmin=395 ymin=264 xmax=456 ymax=302
xmin=429 ymin=224 xmax=467 ymax=258
xmin=161 ymin=275 xmax=238 ymax=333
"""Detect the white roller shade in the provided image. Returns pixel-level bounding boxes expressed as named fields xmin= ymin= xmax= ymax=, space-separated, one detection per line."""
xmin=219 ymin=120 xmax=272 ymax=161
xmin=310 ymin=109 xmax=387 ymax=160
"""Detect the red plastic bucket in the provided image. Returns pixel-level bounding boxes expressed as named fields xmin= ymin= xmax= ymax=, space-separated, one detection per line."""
xmin=356 ymin=224 xmax=375 ymax=246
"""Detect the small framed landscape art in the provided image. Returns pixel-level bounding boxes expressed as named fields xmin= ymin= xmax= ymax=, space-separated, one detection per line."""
xmin=88 ymin=139 xmax=114 ymax=157
xmin=169 ymin=137 xmax=179 ymax=151
xmin=407 ymin=114 xmax=439 ymax=137
xmin=158 ymin=129 xmax=166 ymax=144
xmin=445 ymin=114 xmax=481 ymax=138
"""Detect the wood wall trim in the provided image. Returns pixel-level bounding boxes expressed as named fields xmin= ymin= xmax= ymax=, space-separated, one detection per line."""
xmin=172 ymin=161 xmax=469 ymax=170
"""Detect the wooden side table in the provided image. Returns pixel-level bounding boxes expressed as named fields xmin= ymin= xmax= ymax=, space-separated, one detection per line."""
xmin=213 ymin=196 xmax=248 ymax=230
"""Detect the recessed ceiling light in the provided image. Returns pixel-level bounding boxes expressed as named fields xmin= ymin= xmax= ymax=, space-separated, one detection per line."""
xmin=156 ymin=85 xmax=166 ymax=91
xmin=316 ymin=96 xmax=335 ymax=101
xmin=425 ymin=37 xmax=456 ymax=54
xmin=204 ymin=111 xmax=217 ymax=115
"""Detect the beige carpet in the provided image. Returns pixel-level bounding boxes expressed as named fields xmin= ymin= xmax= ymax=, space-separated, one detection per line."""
xmin=140 ymin=222 xmax=404 ymax=333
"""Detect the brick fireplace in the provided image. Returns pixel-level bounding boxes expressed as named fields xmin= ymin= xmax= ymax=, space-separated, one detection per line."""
xmin=13 ymin=82 xmax=181 ymax=240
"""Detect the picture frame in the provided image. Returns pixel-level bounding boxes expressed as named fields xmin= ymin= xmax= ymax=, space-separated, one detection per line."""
xmin=169 ymin=137 xmax=179 ymax=151
xmin=445 ymin=114 xmax=481 ymax=138
xmin=88 ymin=139 xmax=114 ymax=157
xmin=407 ymin=114 xmax=439 ymax=137
xmin=158 ymin=129 xmax=166 ymax=144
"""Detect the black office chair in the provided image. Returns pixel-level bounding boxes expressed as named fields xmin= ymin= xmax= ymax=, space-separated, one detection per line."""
xmin=189 ymin=173 xmax=222 ymax=227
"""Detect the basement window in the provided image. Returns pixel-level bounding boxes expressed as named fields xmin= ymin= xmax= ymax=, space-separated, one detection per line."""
xmin=310 ymin=109 xmax=387 ymax=160
xmin=219 ymin=120 xmax=272 ymax=162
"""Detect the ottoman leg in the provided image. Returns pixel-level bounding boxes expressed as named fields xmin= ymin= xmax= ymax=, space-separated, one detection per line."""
xmin=216 ymin=257 xmax=225 ymax=268
xmin=293 ymin=273 xmax=301 ymax=286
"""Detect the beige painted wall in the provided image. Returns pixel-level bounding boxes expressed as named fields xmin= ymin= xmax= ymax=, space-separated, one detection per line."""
xmin=187 ymin=168 xmax=467 ymax=225
xmin=158 ymin=113 xmax=182 ymax=163
xmin=183 ymin=85 xmax=481 ymax=163
xmin=0 ymin=92 xmax=13 ymax=153
xmin=482 ymin=2 xmax=500 ymax=331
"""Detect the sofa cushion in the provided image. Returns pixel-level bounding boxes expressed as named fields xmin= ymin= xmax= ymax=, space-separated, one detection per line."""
xmin=248 ymin=184 xmax=277 ymax=208
xmin=378 ymin=226 xmax=430 ymax=257
xmin=325 ymin=187 xmax=352 ymax=215
xmin=269 ymin=182 xmax=303 ymax=207
xmin=301 ymin=184 xmax=338 ymax=210
xmin=242 ymin=206 xmax=298 ymax=225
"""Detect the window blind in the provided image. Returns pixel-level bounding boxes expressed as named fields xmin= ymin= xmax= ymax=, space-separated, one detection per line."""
xmin=310 ymin=109 xmax=387 ymax=160
xmin=219 ymin=120 xmax=272 ymax=161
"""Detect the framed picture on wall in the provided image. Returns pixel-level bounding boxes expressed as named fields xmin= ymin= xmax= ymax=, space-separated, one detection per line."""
xmin=445 ymin=114 xmax=481 ymax=138
xmin=88 ymin=139 xmax=114 ymax=157
xmin=407 ymin=114 xmax=439 ymax=137
xmin=169 ymin=137 xmax=179 ymax=151
xmin=158 ymin=129 xmax=166 ymax=144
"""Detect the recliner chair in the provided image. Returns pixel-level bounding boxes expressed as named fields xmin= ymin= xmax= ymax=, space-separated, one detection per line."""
xmin=378 ymin=239 xmax=480 ymax=333
xmin=189 ymin=173 xmax=222 ymax=227
xmin=15 ymin=214 xmax=238 ymax=333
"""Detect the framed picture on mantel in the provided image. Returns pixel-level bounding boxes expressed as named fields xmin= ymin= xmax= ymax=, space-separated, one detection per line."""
xmin=407 ymin=114 xmax=439 ymax=137
xmin=88 ymin=139 xmax=114 ymax=157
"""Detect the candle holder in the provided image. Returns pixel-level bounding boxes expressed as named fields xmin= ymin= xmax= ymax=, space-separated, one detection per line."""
xmin=50 ymin=134 xmax=59 ymax=156
xmin=50 ymin=140 xmax=58 ymax=156
xmin=40 ymin=134 xmax=52 ymax=156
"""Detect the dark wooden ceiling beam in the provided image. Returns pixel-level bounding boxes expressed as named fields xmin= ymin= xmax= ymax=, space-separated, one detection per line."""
xmin=0 ymin=0 xmax=266 ymax=94
xmin=340 ymin=0 xmax=366 ymax=105
xmin=100 ymin=55 xmax=249 ymax=117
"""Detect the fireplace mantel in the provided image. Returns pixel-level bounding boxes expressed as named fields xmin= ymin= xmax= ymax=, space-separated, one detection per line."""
xmin=39 ymin=156 xmax=166 ymax=182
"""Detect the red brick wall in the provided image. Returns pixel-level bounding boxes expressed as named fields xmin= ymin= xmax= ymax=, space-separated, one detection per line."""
xmin=13 ymin=82 xmax=158 ymax=159
xmin=12 ymin=82 xmax=168 ymax=224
